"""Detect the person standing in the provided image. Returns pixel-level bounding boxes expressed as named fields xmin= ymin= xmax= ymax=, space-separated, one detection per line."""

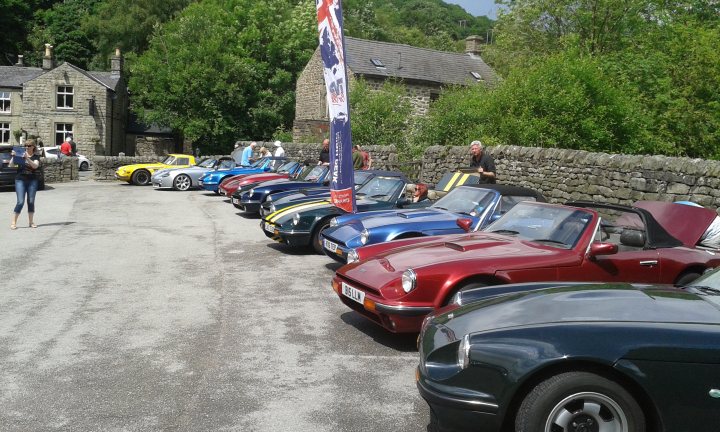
xmin=258 ymin=146 xmax=271 ymax=158
xmin=352 ymin=145 xmax=364 ymax=169
xmin=360 ymin=145 xmax=371 ymax=170
xmin=68 ymin=135 xmax=77 ymax=156
xmin=273 ymin=141 xmax=285 ymax=157
xmin=318 ymin=139 xmax=330 ymax=165
xmin=10 ymin=139 xmax=41 ymax=229
xmin=60 ymin=136 xmax=72 ymax=157
xmin=241 ymin=142 xmax=256 ymax=166
xmin=469 ymin=140 xmax=496 ymax=184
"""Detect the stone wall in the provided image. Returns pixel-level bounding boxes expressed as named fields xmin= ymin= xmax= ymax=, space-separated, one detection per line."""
xmin=41 ymin=157 xmax=78 ymax=183
xmin=134 ymin=136 xmax=179 ymax=156
xmin=233 ymin=141 xmax=398 ymax=169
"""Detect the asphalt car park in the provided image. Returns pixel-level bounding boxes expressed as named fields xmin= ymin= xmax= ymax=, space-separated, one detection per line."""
xmin=0 ymin=181 xmax=428 ymax=431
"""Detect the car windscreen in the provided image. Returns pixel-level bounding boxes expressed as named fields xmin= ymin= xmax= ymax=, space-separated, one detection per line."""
xmin=356 ymin=177 xmax=405 ymax=202
xmin=277 ymin=161 xmax=298 ymax=173
xmin=432 ymin=187 xmax=495 ymax=215
xmin=218 ymin=160 xmax=235 ymax=169
xmin=197 ymin=158 xmax=215 ymax=168
xmin=485 ymin=203 xmax=593 ymax=249
xmin=685 ymin=269 xmax=720 ymax=307
xmin=161 ymin=156 xmax=176 ymax=164
xmin=299 ymin=165 xmax=326 ymax=181
xmin=353 ymin=171 xmax=373 ymax=185
xmin=251 ymin=157 xmax=268 ymax=168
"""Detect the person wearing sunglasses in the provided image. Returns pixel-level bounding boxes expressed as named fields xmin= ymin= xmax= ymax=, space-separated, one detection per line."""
xmin=10 ymin=139 xmax=42 ymax=230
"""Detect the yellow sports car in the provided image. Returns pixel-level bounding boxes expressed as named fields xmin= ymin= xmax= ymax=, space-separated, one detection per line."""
xmin=115 ymin=154 xmax=197 ymax=186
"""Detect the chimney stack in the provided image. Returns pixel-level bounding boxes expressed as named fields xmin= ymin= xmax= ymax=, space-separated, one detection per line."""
xmin=464 ymin=35 xmax=484 ymax=56
xmin=111 ymin=47 xmax=123 ymax=78
xmin=42 ymin=44 xmax=55 ymax=70
xmin=15 ymin=55 xmax=24 ymax=67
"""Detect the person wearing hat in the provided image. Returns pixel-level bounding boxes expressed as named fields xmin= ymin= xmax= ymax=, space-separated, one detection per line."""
xmin=469 ymin=140 xmax=496 ymax=184
xmin=273 ymin=140 xmax=285 ymax=157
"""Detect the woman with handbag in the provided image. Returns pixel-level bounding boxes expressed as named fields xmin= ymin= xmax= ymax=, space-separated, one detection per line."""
xmin=10 ymin=138 xmax=41 ymax=230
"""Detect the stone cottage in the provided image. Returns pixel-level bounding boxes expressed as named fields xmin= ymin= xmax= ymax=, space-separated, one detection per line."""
xmin=293 ymin=36 xmax=498 ymax=142
xmin=0 ymin=44 xmax=128 ymax=156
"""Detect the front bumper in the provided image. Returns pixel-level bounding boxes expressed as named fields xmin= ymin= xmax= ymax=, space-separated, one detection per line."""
xmin=151 ymin=176 xmax=173 ymax=189
xmin=240 ymin=200 xmax=262 ymax=213
xmin=262 ymin=221 xmax=312 ymax=247
xmin=115 ymin=172 xmax=131 ymax=181
xmin=322 ymin=238 xmax=351 ymax=264
xmin=417 ymin=371 xmax=501 ymax=432
xmin=331 ymin=276 xmax=434 ymax=333
xmin=199 ymin=180 xmax=219 ymax=192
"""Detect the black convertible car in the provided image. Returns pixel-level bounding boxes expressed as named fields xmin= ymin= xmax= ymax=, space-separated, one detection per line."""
xmin=417 ymin=272 xmax=720 ymax=432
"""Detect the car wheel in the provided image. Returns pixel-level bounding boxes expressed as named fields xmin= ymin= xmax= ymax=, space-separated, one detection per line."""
xmin=131 ymin=169 xmax=151 ymax=186
xmin=312 ymin=220 xmax=332 ymax=255
xmin=675 ymin=272 xmax=701 ymax=287
xmin=444 ymin=282 xmax=486 ymax=306
xmin=173 ymin=174 xmax=191 ymax=191
xmin=80 ymin=161 xmax=89 ymax=171
xmin=516 ymin=371 xmax=645 ymax=432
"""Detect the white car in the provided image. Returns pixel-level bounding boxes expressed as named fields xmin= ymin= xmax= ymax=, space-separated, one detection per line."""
xmin=41 ymin=146 xmax=91 ymax=171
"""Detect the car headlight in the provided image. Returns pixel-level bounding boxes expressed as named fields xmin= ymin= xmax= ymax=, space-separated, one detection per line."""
xmin=401 ymin=268 xmax=417 ymax=293
xmin=360 ymin=229 xmax=370 ymax=245
xmin=266 ymin=194 xmax=273 ymax=202
xmin=329 ymin=217 xmax=339 ymax=227
xmin=292 ymin=213 xmax=300 ymax=226
xmin=249 ymin=188 xmax=255 ymax=196
xmin=347 ymin=249 xmax=359 ymax=264
xmin=269 ymin=203 xmax=276 ymax=213
xmin=458 ymin=334 xmax=471 ymax=369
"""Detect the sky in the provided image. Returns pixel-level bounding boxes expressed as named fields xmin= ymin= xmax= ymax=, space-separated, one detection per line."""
xmin=446 ymin=0 xmax=501 ymax=19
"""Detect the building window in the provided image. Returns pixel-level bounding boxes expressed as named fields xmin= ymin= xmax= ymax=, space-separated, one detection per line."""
xmin=57 ymin=86 xmax=74 ymax=109
xmin=55 ymin=123 xmax=73 ymax=146
xmin=0 ymin=123 xmax=10 ymax=144
xmin=0 ymin=92 xmax=10 ymax=113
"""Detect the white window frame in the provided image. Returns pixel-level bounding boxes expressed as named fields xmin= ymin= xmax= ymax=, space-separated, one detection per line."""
xmin=0 ymin=92 xmax=10 ymax=113
xmin=55 ymin=123 xmax=73 ymax=146
xmin=0 ymin=123 xmax=10 ymax=144
xmin=57 ymin=86 xmax=74 ymax=109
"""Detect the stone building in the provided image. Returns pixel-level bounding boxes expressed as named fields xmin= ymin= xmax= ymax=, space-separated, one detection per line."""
xmin=0 ymin=44 xmax=128 ymax=156
xmin=293 ymin=36 xmax=497 ymax=142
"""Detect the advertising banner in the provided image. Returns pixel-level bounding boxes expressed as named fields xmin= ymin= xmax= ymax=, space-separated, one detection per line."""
xmin=316 ymin=0 xmax=356 ymax=213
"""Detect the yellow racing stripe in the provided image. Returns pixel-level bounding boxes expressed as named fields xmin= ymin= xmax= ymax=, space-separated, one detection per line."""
xmin=443 ymin=172 xmax=462 ymax=191
xmin=267 ymin=200 xmax=330 ymax=223
xmin=457 ymin=173 xmax=470 ymax=187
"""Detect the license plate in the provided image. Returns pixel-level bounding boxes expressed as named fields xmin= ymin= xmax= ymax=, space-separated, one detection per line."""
xmin=153 ymin=182 xmax=160 ymax=188
xmin=323 ymin=239 xmax=338 ymax=253
xmin=342 ymin=282 xmax=365 ymax=305
xmin=264 ymin=222 xmax=276 ymax=234
xmin=232 ymin=197 xmax=239 ymax=205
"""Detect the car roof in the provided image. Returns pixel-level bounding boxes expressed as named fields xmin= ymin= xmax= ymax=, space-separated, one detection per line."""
xmin=567 ymin=200 xmax=684 ymax=248
xmin=458 ymin=184 xmax=547 ymax=201
xmin=633 ymin=200 xmax=717 ymax=248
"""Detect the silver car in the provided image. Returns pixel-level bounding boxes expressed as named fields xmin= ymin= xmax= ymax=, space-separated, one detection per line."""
xmin=151 ymin=157 xmax=236 ymax=191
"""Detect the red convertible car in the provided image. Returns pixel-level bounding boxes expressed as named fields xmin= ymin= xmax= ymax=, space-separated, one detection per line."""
xmin=332 ymin=200 xmax=720 ymax=333
xmin=218 ymin=161 xmax=302 ymax=197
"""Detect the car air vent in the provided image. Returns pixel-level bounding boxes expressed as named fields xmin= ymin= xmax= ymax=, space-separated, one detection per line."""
xmin=444 ymin=242 xmax=465 ymax=252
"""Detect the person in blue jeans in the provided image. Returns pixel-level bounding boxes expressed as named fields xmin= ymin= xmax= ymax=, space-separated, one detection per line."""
xmin=10 ymin=138 xmax=42 ymax=230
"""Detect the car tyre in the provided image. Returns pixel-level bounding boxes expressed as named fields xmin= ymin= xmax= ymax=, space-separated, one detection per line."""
xmin=675 ymin=272 xmax=701 ymax=287
xmin=312 ymin=220 xmax=332 ymax=255
xmin=80 ymin=161 xmax=89 ymax=171
xmin=516 ymin=371 xmax=645 ymax=432
xmin=173 ymin=174 xmax=191 ymax=191
xmin=131 ymin=169 xmax=151 ymax=186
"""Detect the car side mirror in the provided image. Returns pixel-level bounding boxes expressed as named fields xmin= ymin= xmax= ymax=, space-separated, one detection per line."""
xmin=456 ymin=218 xmax=473 ymax=233
xmin=588 ymin=242 xmax=618 ymax=258
xmin=397 ymin=197 xmax=409 ymax=207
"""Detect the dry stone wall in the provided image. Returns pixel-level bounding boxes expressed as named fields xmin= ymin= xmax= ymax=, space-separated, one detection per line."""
xmin=41 ymin=157 xmax=78 ymax=182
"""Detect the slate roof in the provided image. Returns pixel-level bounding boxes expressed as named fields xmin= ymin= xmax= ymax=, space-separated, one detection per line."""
xmin=127 ymin=112 xmax=174 ymax=135
xmin=344 ymin=37 xmax=497 ymax=86
xmin=0 ymin=66 xmax=44 ymax=88
xmin=0 ymin=64 xmax=121 ymax=91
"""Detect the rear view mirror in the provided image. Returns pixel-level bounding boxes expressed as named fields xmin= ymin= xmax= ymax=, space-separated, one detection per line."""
xmin=588 ymin=242 xmax=618 ymax=258
xmin=456 ymin=218 xmax=473 ymax=233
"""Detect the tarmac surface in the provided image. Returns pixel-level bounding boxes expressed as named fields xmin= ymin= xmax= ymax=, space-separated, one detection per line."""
xmin=0 ymin=181 xmax=428 ymax=431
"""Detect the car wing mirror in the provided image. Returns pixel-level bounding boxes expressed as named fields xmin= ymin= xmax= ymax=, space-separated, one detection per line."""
xmin=588 ymin=242 xmax=618 ymax=259
xmin=456 ymin=218 xmax=473 ymax=233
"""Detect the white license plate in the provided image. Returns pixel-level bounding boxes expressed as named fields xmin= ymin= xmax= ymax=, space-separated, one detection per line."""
xmin=342 ymin=282 xmax=365 ymax=305
xmin=152 ymin=183 xmax=159 ymax=188
xmin=264 ymin=222 xmax=276 ymax=234
xmin=323 ymin=239 xmax=338 ymax=253
xmin=232 ymin=197 xmax=239 ymax=205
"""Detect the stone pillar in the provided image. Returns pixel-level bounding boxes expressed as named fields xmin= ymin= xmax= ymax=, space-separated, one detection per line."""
xmin=42 ymin=44 xmax=54 ymax=70
xmin=111 ymin=47 xmax=123 ymax=79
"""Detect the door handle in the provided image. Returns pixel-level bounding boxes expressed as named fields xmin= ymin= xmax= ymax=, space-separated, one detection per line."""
xmin=639 ymin=260 xmax=658 ymax=266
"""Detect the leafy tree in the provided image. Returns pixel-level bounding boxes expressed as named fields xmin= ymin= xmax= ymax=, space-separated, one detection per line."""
xmin=349 ymin=79 xmax=413 ymax=149
xmin=129 ymin=0 xmax=317 ymax=153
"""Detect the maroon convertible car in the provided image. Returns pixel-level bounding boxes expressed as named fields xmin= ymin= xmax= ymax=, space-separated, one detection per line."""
xmin=332 ymin=200 xmax=720 ymax=333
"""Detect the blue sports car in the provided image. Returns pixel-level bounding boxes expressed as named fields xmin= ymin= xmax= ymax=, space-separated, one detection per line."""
xmin=321 ymin=184 xmax=545 ymax=263
xmin=198 ymin=157 xmax=287 ymax=193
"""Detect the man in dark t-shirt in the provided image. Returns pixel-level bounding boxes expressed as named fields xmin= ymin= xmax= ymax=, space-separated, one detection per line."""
xmin=469 ymin=140 xmax=496 ymax=184
xmin=318 ymin=138 xmax=330 ymax=165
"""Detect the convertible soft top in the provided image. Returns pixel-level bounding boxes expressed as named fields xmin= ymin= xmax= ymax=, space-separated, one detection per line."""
xmin=458 ymin=184 xmax=547 ymax=202
xmin=634 ymin=200 xmax=717 ymax=248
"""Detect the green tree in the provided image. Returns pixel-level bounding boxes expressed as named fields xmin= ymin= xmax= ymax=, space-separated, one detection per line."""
xmin=349 ymin=79 xmax=413 ymax=149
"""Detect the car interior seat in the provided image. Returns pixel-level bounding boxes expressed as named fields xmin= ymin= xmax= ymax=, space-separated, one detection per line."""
xmin=619 ymin=229 xmax=646 ymax=250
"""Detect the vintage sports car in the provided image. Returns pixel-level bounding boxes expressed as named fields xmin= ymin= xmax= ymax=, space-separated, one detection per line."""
xmin=233 ymin=164 xmax=331 ymax=213
xmin=417 ymin=275 xmax=720 ymax=432
xmin=321 ymin=185 xmax=546 ymax=263
xmin=332 ymin=200 xmax=720 ymax=333
xmin=115 ymin=154 xmax=196 ymax=186
xmin=218 ymin=161 xmax=303 ymax=197
xmin=262 ymin=174 xmax=417 ymax=253
xmin=258 ymin=170 xmax=418 ymax=217
xmin=198 ymin=156 xmax=286 ymax=193
xmin=151 ymin=157 xmax=236 ymax=191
